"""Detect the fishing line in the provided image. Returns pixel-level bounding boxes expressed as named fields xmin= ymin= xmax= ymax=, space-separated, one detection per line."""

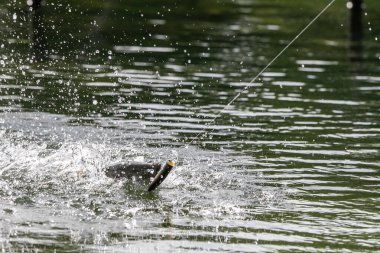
xmin=153 ymin=0 xmax=336 ymax=191
xmin=187 ymin=0 xmax=336 ymax=146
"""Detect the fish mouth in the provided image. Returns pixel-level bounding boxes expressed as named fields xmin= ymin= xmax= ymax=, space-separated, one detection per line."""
xmin=148 ymin=160 xmax=176 ymax=192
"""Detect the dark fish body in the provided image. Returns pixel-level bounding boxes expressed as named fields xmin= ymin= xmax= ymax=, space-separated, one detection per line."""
xmin=105 ymin=162 xmax=161 ymax=179
xmin=104 ymin=160 xmax=176 ymax=191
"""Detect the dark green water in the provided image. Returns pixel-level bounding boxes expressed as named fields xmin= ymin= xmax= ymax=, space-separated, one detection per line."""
xmin=1 ymin=0 xmax=380 ymax=252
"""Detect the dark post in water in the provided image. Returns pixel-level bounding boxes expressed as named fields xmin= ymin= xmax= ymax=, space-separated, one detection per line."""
xmin=27 ymin=1 xmax=47 ymax=61
xmin=27 ymin=0 xmax=43 ymax=9
xmin=348 ymin=0 xmax=363 ymax=61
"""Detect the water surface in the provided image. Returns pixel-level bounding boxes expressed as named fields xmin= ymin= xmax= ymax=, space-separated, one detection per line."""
xmin=1 ymin=0 xmax=380 ymax=252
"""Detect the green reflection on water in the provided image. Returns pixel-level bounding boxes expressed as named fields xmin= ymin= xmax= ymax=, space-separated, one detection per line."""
xmin=1 ymin=0 xmax=380 ymax=252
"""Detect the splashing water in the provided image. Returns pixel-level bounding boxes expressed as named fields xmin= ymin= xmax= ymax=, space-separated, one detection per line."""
xmin=0 ymin=113 xmax=285 ymax=233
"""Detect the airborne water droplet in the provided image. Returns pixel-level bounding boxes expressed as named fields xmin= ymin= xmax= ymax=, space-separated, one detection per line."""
xmin=346 ymin=2 xmax=353 ymax=9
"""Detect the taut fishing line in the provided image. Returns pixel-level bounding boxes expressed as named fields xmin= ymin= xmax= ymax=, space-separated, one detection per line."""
xmin=187 ymin=0 xmax=337 ymax=146
xmin=150 ymin=0 xmax=337 ymax=191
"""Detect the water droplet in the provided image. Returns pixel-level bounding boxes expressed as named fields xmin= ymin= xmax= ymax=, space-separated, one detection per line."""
xmin=12 ymin=13 xmax=17 ymax=20
xmin=93 ymin=100 xmax=98 ymax=105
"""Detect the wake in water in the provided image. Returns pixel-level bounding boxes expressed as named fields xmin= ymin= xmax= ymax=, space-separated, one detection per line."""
xmin=0 ymin=112 xmax=287 ymax=222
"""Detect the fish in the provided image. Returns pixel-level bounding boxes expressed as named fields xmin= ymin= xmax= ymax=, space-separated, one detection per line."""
xmin=148 ymin=160 xmax=176 ymax=192
xmin=105 ymin=162 xmax=161 ymax=179
xmin=104 ymin=160 xmax=176 ymax=191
